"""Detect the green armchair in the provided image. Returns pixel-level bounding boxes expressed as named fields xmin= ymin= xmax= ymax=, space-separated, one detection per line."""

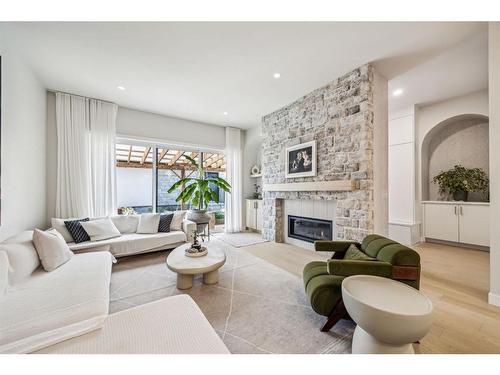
xmin=303 ymin=234 xmax=421 ymax=332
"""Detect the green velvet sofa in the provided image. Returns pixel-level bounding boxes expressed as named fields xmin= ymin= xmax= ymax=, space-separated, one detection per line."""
xmin=303 ymin=234 xmax=421 ymax=332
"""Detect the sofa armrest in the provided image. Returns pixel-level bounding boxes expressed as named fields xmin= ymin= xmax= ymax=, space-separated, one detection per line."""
xmin=314 ymin=241 xmax=360 ymax=253
xmin=327 ymin=259 xmax=392 ymax=278
xmin=182 ymin=219 xmax=196 ymax=242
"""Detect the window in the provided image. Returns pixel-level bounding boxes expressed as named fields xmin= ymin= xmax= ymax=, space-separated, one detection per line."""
xmin=116 ymin=144 xmax=153 ymax=213
xmin=116 ymin=142 xmax=226 ymax=227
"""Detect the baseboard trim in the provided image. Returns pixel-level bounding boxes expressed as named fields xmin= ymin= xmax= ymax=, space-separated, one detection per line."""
xmin=488 ymin=292 xmax=500 ymax=307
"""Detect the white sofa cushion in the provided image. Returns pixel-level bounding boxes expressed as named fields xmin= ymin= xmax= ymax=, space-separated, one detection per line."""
xmin=0 ymin=251 xmax=8 ymax=295
xmin=137 ymin=213 xmax=160 ymax=234
xmin=110 ymin=215 xmax=139 ymax=234
xmin=69 ymin=231 xmax=187 ymax=257
xmin=35 ymin=295 xmax=230 ymax=354
xmin=0 ymin=231 xmax=40 ymax=285
xmin=81 ymin=218 xmax=121 ymax=242
xmin=0 ymin=251 xmax=113 ymax=353
xmin=32 ymin=229 xmax=73 ymax=272
xmin=170 ymin=210 xmax=187 ymax=231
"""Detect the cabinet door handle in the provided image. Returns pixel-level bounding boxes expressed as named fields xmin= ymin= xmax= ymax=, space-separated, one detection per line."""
xmin=454 ymin=206 xmax=457 ymax=215
xmin=460 ymin=206 xmax=463 ymax=215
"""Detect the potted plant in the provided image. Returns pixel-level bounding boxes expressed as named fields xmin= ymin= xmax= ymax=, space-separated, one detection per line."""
xmin=167 ymin=155 xmax=231 ymax=230
xmin=432 ymin=164 xmax=489 ymax=201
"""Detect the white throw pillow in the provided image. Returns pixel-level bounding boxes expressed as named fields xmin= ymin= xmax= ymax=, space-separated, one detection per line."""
xmin=110 ymin=215 xmax=140 ymax=234
xmin=170 ymin=210 xmax=187 ymax=231
xmin=0 ymin=251 xmax=8 ymax=295
xmin=32 ymin=228 xmax=73 ymax=272
xmin=80 ymin=218 xmax=121 ymax=241
xmin=50 ymin=217 xmax=77 ymax=242
xmin=0 ymin=231 xmax=40 ymax=284
xmin=137 ymin=213 xmax=161 ymax=234
xmin=51 ymin=217 xmax=103 ymax=242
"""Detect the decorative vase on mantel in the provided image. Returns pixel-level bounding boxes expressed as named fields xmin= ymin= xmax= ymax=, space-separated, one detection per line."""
xmin=187 ymin=209 xmax=212 ymax=233
xmin=453 ymin=190 xmax=468 ymax=202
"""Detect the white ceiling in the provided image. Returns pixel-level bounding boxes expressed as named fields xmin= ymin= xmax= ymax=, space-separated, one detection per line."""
xmin=0 ymin=22 xmax=488 ymax=128
xmin=387 ymin=29 xmax=488 ymax=111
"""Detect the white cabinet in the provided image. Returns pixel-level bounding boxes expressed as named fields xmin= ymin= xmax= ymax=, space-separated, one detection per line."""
xmin=458 ymin=204 xmax=490 ymax=247
xmin=423 ymin=202 xmax=489 ymax=247
xmin=246 ymin=199 xmax=262 ymax=231
xmin=424 ymin=203 xmax=458 ymax=242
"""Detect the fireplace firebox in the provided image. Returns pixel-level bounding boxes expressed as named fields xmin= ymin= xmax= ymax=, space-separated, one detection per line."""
xmin=288 ymin=215 xmax=332 ymax=243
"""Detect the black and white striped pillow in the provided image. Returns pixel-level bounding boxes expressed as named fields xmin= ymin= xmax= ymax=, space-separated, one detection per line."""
xmin=158 ymin=213 xmax=174 ymax=233
xmin=64 ymin=218 xmax=90 ymax=243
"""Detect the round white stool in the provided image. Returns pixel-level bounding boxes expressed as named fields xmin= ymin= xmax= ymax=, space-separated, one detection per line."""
xmin=342 ymin=275 xmax=433 ymax=354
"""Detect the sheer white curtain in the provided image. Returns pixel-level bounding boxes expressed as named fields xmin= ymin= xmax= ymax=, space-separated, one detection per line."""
xmin=55 ymin=93 xmax=118 ymax=218
xmin=89 ymin=99 xmax=117 ymax=217
xmin=55 ymin=93 xmax=92 ymax=218
xmin=225 ymin=127 xmax=243 ymax=233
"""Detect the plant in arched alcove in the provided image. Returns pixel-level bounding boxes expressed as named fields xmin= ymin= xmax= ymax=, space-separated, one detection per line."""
xmin=432 ymin=164 xmax=489 ymax=202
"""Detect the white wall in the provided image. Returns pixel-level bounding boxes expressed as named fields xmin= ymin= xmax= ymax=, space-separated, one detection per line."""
xmin=489 ymin=22 xmax=500 ymax=307
xmin=116 ymin=107 xmax=226 ymax=151
xmin=373 ymin=71 xmax=389 ymax=236
xmin=0 ymin=49 xmax=47 ymax=241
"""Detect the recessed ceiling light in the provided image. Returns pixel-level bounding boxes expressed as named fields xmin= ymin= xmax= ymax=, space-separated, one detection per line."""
xmin=117 ymin=86 xmax=126 ymax=91
xmin=273 ymin=73 xmax=281 ymax=79
xmin=223 ymin=112 xmax=228 ymax=116
xmin=393 ymin=88 xmax=403 ymax=96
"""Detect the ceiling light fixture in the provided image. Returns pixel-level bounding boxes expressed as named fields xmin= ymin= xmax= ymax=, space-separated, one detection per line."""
xmin=223 ymin=112 xmax=228 ymax=116
xmin=392 ymin=88 xmax=403 ymax=96
xmin=273 ymin=73 xmax=281 ymax=79
xmin=117 ymin=86 xmax=126 ymax=91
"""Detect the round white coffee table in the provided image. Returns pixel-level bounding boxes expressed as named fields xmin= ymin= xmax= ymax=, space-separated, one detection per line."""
xmin=166 ymin=242 xmax=226 ymax=290
xmin=342 ymin=275 xmax=433 ymax=354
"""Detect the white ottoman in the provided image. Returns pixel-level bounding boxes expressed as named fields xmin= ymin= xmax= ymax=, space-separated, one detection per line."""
xmin=342 ymin=275 xmax=433 ymax=354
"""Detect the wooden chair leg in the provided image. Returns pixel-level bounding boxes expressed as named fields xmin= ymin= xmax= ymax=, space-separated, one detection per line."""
xmin=320 ymin=299 xmax=347 ymax=332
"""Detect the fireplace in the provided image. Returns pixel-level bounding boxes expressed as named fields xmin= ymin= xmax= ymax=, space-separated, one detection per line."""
xmin=288 ymin=215 xmax=333 ymax=243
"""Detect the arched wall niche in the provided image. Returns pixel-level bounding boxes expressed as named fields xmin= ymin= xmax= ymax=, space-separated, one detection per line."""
xmin=421 ymin=113 xmax=489 ymax=202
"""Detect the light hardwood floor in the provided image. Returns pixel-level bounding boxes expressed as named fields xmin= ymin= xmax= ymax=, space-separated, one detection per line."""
xmin=244 ymin=240 xmax=500 ymax=353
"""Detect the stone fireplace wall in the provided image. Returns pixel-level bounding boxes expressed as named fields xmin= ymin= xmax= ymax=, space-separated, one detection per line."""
xmin=261 ymin=64 xmax=388 ymax=243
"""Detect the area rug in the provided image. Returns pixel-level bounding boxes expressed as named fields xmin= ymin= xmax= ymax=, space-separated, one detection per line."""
xmin=109 ymin=238 xmax=354 ymax=354
xmin=213 ymin=232 xmax=269 ymax=247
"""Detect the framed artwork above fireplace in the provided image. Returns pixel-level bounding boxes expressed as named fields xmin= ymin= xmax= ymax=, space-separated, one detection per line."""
xmin=285 ymin=140 xmax=316 ymax=178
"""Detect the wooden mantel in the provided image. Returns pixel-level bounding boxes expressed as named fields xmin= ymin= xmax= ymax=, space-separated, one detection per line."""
xmin=262 ymin=180 xmax=358 ymax=192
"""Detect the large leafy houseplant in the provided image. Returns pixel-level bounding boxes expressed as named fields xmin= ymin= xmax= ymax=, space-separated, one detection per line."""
xmin=432 ymin=164 xmax=489 ymax=201
xmin=167 ymin=155 xmax=231 ymax=211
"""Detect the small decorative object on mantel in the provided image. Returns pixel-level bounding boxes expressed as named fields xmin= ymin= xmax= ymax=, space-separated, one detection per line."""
xmin=432 ymin=164 xmax=489 ymax=202
xmin=185 ymin=230 xmax=208 ymax=257
xmin=285 ymin=140 xmax=317 ymax=178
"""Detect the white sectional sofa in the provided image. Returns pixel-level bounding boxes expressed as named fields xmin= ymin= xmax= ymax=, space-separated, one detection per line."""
xmin=0 ymin=226 xmax=229 ymax=354
xmin=52 ymin=215 xmax=196 ymax=258
xmin=0 ymin=231 xmax=113 ymax=353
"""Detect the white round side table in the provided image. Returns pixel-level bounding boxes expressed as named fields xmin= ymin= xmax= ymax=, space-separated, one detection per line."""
xmin=342 ymin=275 xmax=433 ymax=354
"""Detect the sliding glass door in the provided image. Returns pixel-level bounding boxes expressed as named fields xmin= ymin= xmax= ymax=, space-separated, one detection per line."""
xmin=115 ymin=142 xmax=226 ymax=228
